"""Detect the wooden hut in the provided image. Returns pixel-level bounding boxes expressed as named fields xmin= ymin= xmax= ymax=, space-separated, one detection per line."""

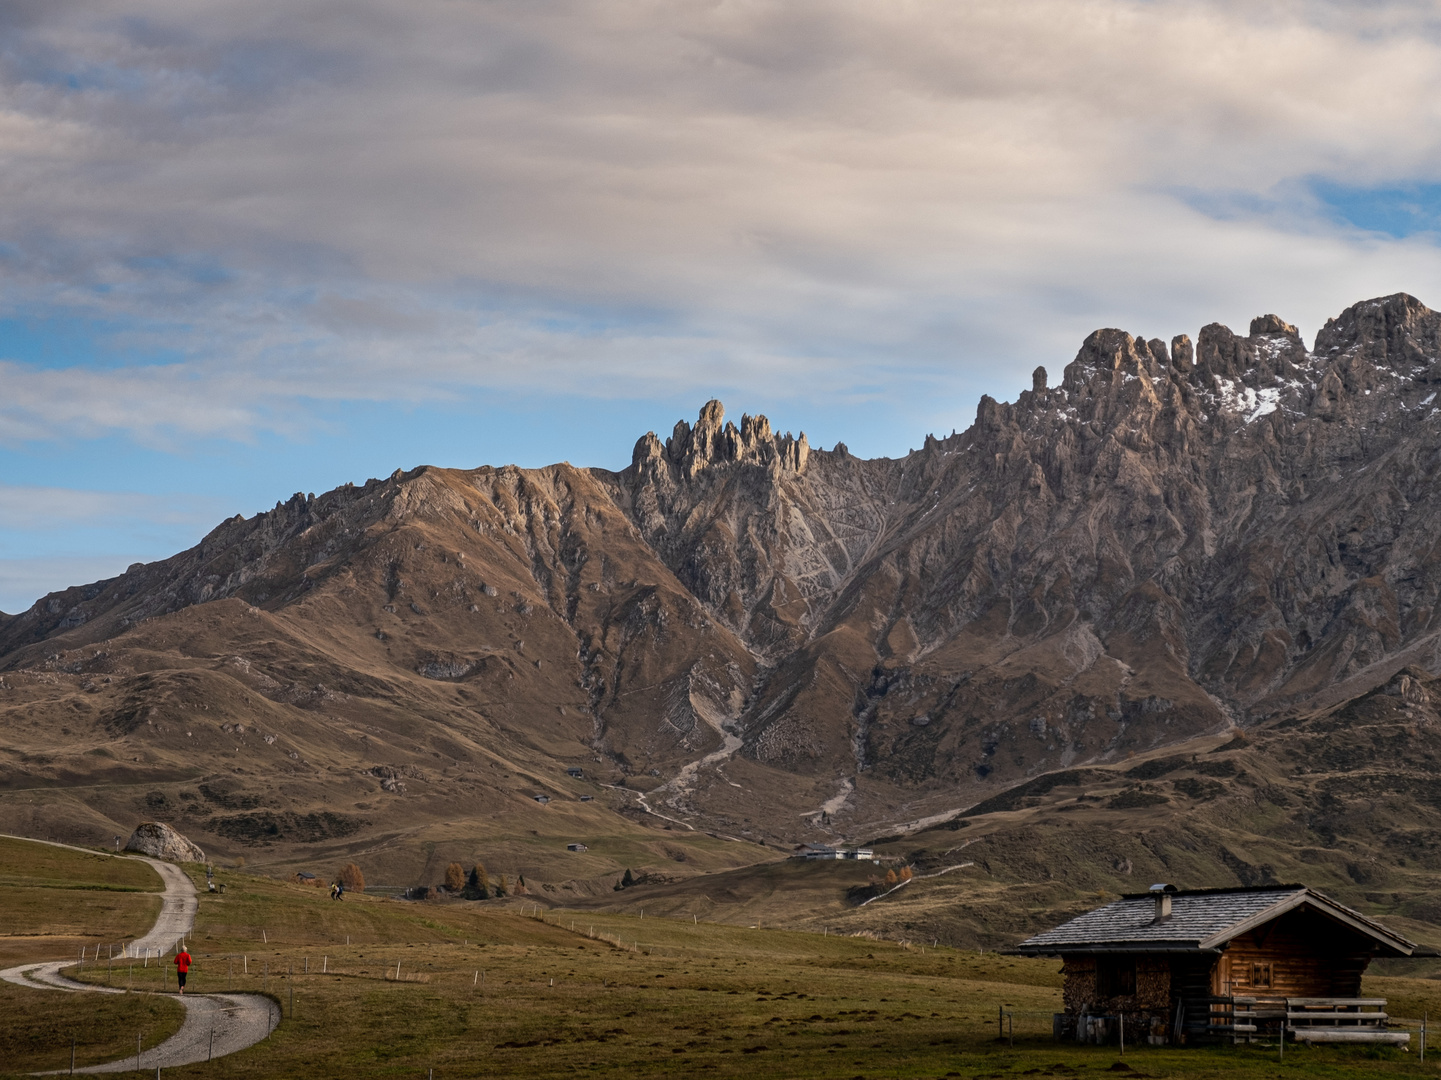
xmin=1014 ymin=884 xmax=1418 ymax=1046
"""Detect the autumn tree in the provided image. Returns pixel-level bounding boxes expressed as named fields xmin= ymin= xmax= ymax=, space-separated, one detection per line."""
xmin=469 ymin=863 xmax=490 ymax=899
xmin=884 ymin=868 xmax=898 ymax=885
xmin=339 ymin=863 xmax=365 ymax=892
xmin=445 ymin=862 xmax=466 ymax=892
xmin=898 ymin=866 xmax=914 ymax=882
xmin=494 ymin=874 xmax=509 ymax=897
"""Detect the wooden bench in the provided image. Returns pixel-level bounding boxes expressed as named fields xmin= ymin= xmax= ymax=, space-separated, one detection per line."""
xmin=1286 ymin=998 xmax=1409 ymax=1046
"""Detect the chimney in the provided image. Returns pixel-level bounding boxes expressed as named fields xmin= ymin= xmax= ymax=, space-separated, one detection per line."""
xmin=1150 ymin=883 xmax=1176 ymax=921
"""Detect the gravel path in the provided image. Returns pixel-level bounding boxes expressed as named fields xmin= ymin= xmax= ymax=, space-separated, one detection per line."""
xmin=0 ymin=835 xmax=280 ymax=1072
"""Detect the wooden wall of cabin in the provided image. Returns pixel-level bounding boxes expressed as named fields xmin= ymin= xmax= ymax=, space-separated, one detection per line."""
xmin=1212 ymin=907 xmax=1374 ymax=999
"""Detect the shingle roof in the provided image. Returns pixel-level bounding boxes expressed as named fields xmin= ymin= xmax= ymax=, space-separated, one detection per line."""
xmin=1013 ymin=886 xmax=1415 ymax=957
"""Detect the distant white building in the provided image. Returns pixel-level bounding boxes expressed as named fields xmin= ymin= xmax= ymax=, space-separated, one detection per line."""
xmin=796 ymin=844 xmax=839 ymax=859
xmin=566 ymin=842 xmax=588 ymax=852
xmin=794 ymin=844 xmax=875 ymax=861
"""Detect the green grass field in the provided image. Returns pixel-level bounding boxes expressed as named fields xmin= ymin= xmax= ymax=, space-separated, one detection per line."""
xmin=8 ymin=841 xmax=1441 ymax=1078
xmin=0 ymin=835 xmax=163 ymax=968
xmin=0 ymin=837 xmax=184 ymax=1073
xmin=0 ymin=983 xmax=183 ymax=1074
xmin=42 ymin=861 xmax=1441 ymax=1078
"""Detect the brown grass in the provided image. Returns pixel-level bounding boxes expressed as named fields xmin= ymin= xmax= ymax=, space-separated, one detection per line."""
xmin=0 ymin=837 xmax=162 ymax=966
xmin=47 ymin=863 xmax=1441 ymax=1079
xmin=0 ymin=981 xmax=183 ymax=1074
xmin=9 ymin=839 xmax=1441 ymax=1079
xmin=0 ymin=838 xmax=182 ymax=1075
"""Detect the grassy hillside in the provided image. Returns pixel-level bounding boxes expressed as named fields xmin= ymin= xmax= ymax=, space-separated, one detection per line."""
xmin=554 ymin=690 xmax=1441 ymax=963
xmin=0 ymin=835 xmax=162 ymax=967
xmin=31 ymin=861 xmax=1441 ymax=1079
xmin=0 ymin=837 xmax=184 ymax=1073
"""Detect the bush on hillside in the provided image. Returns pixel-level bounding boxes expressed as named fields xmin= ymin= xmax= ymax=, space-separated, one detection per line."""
xmin=444 ymin=862 xmax=466 ymax=891
xmin=339 ymin=862 xmax=365 ymax=892
xmin=466 ymin=863 xmax=490 ymax=900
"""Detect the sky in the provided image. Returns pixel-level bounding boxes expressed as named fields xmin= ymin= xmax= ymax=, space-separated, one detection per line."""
xmin=5 ymin=1 xmax=1441 ymax=613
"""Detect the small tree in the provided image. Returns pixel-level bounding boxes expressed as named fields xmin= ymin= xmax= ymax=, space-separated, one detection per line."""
xmin=884 ymin=868 xmax=898 ymax=886
xmin=472 ymin=863 xmax=490 ymax=899
xmin=515 ymin=873 xmax=527 ymax=895
xmin=339 ymin=862 xmax=366 ymax=892
xmin=621 ymin=868 xmax=635 ymax=889
xmin=445 ymin=862 xmax=466 ymax=892
xmin=494 ymin=874 xmax=509 ymax=898
xmin=898 ymin=866 xmax=913 ymax=882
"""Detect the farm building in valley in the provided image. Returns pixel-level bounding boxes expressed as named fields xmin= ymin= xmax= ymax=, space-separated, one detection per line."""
xmin=1014 ymin=884 xmax=1422 ymax=1046
xmin=793 ymin=844 xmax=876 ymax=861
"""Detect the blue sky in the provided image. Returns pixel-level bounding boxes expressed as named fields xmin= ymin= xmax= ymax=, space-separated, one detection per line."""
xmin=4 ymin=0 xmax=1441 ymax=613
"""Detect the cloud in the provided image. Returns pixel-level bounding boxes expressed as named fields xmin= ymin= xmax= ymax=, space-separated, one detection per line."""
xmin=0 ymin=484 xmax=228 ymax=612
xmin=4 ymin=1 xmax=1441 ymax=444
xmin=0 ymin=555 xmax=147 ymax=615
xmin=0 ymin=484 xmax=224 ymax=531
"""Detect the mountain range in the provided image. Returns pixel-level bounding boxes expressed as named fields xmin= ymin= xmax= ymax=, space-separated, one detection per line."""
xmin=4 ymin=292 xmax=1441 ymax=935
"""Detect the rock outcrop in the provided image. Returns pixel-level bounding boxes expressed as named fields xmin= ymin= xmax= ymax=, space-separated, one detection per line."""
xmin=125 ymin=821 xmax=205 ymax=863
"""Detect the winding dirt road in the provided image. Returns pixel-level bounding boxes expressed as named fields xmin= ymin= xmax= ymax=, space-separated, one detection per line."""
xmin=0 ymin=836 xmax=279 ymax=1073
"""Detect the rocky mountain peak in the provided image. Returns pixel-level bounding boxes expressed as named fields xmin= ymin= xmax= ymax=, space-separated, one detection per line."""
xmin=631 ymin=400 xmax=809 ymax=480
xmin=1314 ymin=291 xmax=1441 ymax=372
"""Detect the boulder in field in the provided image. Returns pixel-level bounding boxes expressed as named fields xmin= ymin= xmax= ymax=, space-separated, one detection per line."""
xmin=124 ymin=821 xmax=205 ymax=863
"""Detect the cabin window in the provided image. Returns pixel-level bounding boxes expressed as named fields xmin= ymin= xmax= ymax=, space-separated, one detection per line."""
xmin=1096 ymin=958 xmax=1137 ymax=998
xmin=1251 ymin=962 xmax=1273 ymax=989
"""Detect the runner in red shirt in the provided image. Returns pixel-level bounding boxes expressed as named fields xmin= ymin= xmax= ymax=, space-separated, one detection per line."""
xmin=175 ymin=946 xmax=192 ymax=994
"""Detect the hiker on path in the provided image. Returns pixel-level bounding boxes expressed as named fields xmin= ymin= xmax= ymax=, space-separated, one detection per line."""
xmin=174 ymin=945 xmax=192 ymax=995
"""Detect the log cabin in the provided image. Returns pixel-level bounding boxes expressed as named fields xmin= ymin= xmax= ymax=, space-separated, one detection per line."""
xmin=1014 ymin=884 xmax=1420 ymax=1046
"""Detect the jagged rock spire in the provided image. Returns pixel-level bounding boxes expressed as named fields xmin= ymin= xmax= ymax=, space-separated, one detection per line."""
xmin=631 ymin=400 xmax=809 ymax=480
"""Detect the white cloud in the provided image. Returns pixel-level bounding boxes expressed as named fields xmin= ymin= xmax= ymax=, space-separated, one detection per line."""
xmin=2 ymin=1 xmax=1441 ymax=442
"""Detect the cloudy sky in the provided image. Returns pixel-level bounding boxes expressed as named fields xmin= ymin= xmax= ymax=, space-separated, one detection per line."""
xmin=3 ymin=0 xmax=1441 ymax=612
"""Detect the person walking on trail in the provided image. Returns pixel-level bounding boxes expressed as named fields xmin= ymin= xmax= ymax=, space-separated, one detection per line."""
xmin=175 ymin=945 xmax=192 ymax=994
